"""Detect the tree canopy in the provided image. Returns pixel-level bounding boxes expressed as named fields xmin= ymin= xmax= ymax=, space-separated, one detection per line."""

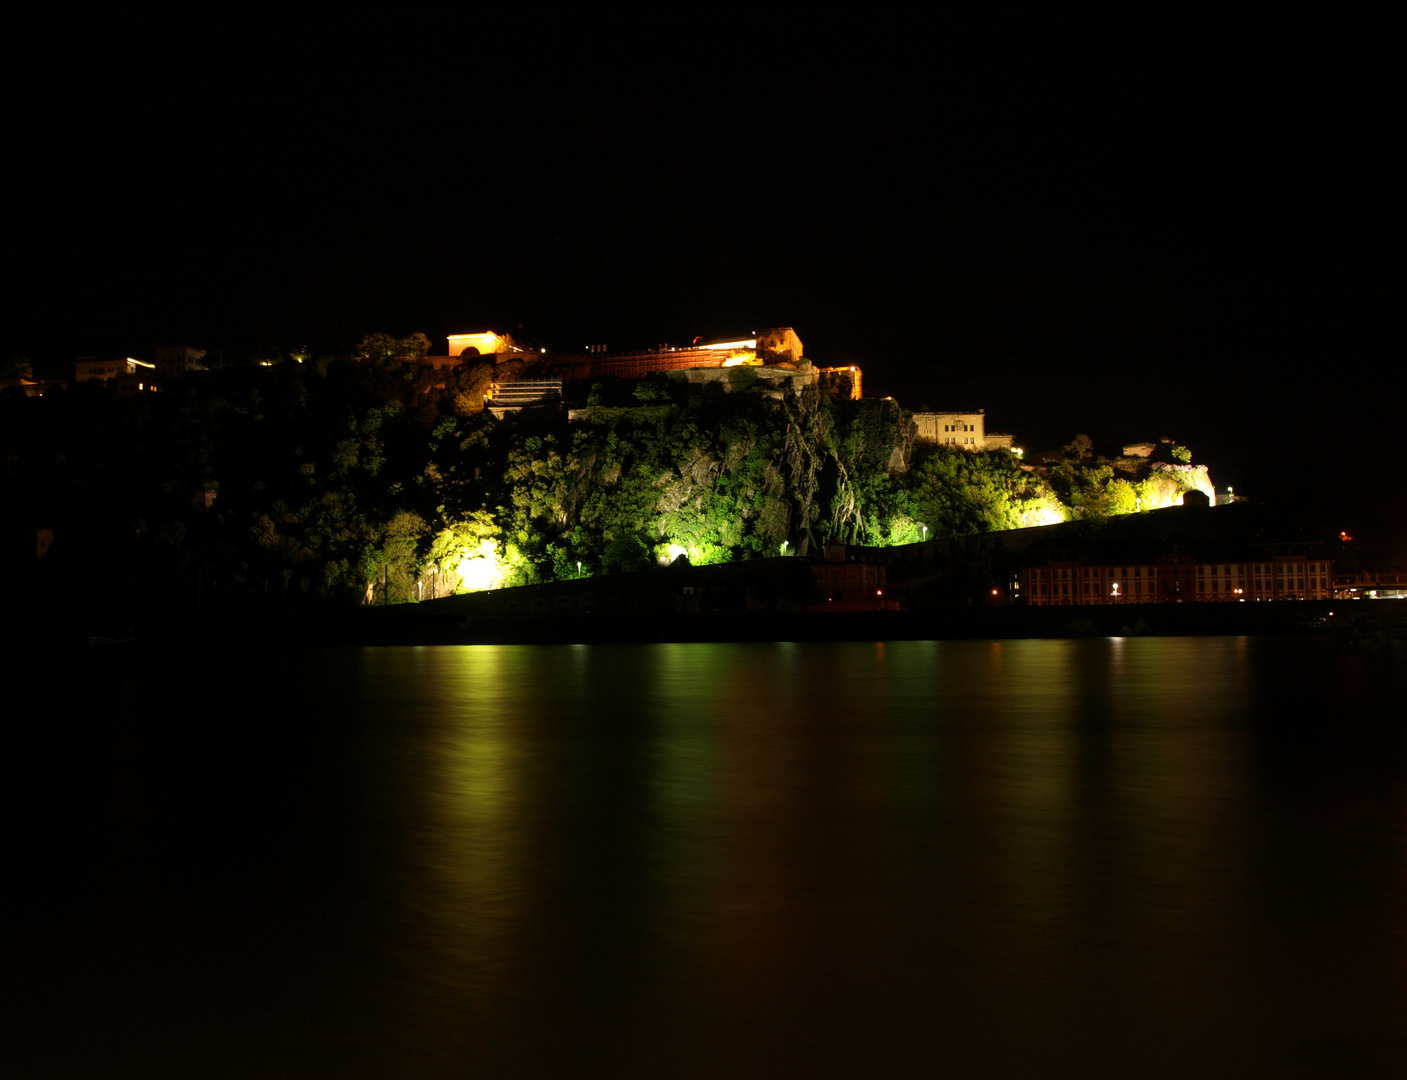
xmin=1 ymin=352 xmax=1212 ymax=614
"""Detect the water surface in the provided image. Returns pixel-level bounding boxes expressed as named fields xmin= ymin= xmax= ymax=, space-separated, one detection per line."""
xmin=10 ymin=637 xmax=1407 ymax=1077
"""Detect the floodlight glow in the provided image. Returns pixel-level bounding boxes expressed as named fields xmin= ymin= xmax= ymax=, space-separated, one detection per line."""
xmin=455 ymin=540 xmax=503 ymax=592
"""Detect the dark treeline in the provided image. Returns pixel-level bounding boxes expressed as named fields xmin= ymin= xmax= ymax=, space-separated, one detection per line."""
xmin=2 ymin=356 xmax=1193 ymax=622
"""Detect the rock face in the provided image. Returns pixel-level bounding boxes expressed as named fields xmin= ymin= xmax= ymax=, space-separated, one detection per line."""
xmin=1150 ymin=463 xmax=1216 ymax=503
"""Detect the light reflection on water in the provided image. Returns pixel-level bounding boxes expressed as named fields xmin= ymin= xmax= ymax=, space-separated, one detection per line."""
xmin=12 ymin=636 xmax=1407 ymax=1078
xmin=322 ymin=637 xmax=1407 ymax=1078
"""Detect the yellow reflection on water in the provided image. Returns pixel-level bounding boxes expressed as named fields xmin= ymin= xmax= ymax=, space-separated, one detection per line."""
xmin=397 ymin=646 xmax=529 ymax=1026
xmin=343 ymin=637 xmax=1406 ymax=1076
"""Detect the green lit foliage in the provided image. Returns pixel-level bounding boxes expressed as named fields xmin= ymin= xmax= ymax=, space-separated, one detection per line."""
xmin=1104 ymin=478 xmax=1139 ymax=516
xmin=632 ymin=376 xmax=669 ymax=403
xmin=819 ymin=398 xmax=905 ymax=545
xmin=450 ymin=362 xmax=495 ymax=414
xmin=781 ymin=386 xmax=829 ymax=544
xmin=1136 ymin=470 xmax=1202 ymax=510
xmin=486 ymin=392 xmax=809 ymax=577
xmin=361 ymin=509 xmax=427 ymax=604
xmin=14 ymin=346 xmax=1213 ymax=617
xmin=1046 ymin=460 xmax=1114 ymax=515
xmin=355 ymin=333 xmax=400 ymax=363
xmin=425 ymin=509 xmax=531 ymax=593
xmin=903 ymin=447 xmax=1042 ymax=538
xmin=356 ymin=331 xmax=431 ymax=362
xmin=1172 ymin=443 xmax=1192 ymax=464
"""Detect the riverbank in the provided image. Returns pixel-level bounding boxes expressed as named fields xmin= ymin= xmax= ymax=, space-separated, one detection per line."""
xmin=110 ymin=597 xmax=1400 ymax=648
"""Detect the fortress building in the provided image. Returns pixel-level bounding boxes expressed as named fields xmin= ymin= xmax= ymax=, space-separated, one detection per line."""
xmin=912 ymin=410 xmax=1013 ymax=451
xmin=446 ymin=332 xmax=519 ymax=359
xmin=436 ymin=326 xmax=864 ymax=402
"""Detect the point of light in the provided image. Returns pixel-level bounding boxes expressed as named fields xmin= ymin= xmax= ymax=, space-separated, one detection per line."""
xmin=455 ymin=539 xmax=504 ymax=591
xmin=658 ymin=543 xmax=689 ymax=567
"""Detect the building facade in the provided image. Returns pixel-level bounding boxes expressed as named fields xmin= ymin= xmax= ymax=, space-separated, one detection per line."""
xmin=75 ymin=357 xmax=153 ymax=382
xmin=1023 ymin=545 xmax=1333 ymax=605
xmin=154 ymin=346 xmax=206 ymax=378
xmin=912 ymin=410 xmax=986 ymax=448
xmin=447 ymin=332 xmax=516 ymax=359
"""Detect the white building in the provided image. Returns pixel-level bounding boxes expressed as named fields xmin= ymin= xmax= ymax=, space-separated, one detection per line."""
xmin=75 ymin=357 xmax=155 ymax=383
xmin=913 ymin=410 xmax=986 ymax=448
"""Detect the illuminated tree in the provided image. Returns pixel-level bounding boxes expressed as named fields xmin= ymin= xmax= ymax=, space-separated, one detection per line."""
xmin=361 ymin=509 xmax=427 ymax=603
xmin=450 ymin=362 xmax=494 ymax=413
xmin=356 ymin=332 xmax=430 ymax=362
xmin=356 ymin=333 xmax=400 ymax=363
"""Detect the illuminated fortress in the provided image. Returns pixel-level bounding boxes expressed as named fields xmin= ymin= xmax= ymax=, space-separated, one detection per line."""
xmin=434 ymin=327 xmax=865 ymax=402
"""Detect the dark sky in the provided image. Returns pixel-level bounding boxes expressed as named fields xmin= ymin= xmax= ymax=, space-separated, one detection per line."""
xmin=6 ymin=12 xmax=1400 ymax=524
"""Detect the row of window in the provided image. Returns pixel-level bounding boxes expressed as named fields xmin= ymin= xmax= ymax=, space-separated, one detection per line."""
xmin=1032 ymin=562 xmax=1326 ymax=579
xmin=1027 ymin=561 xmax=1333 ymax=604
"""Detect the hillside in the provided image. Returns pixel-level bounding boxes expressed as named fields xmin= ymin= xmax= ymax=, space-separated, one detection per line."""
xmin=1 ymin=358 xmax=1216 ymax=616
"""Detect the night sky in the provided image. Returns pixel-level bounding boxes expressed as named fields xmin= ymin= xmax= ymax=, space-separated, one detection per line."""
xmin=7 ymin=13 xmax=1400 ymax=529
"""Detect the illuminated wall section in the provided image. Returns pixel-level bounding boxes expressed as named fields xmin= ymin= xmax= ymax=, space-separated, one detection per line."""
xmin=447 ymin=332 xmax=509 ymax=358
xmin=913 ymin=411 xmax=986 ymax=447
xmin=817 ymin=366 xmax=863 ymax=400
xmin=755 ymin=327 xmax=804 ymax=363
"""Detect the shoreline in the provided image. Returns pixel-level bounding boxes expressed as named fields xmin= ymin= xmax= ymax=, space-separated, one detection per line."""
xmin=109 ymin=598 xmax=1406 ymax=648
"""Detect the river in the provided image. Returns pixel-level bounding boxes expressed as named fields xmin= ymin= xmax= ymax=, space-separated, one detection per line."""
xmin=10 ymin=636 xmax=1407 ymax=1077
